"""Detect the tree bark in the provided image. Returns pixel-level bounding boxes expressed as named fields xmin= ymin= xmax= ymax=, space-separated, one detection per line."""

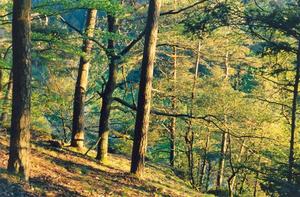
xmin=288 ymin=40 xmax=300 ymax=183
xmin=130 ymin=0 xmax=161 ymax=177
xmin=7 ymin=0 xmax=32 ymax=181
xmin=96 ymin=15 xmax=118 ymax=162
xmin=71 ymin=9 xmax=97 ymax=149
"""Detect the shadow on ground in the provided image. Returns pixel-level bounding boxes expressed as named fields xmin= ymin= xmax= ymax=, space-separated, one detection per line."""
xmin=41 ymin=150 xmax=161 ymax=196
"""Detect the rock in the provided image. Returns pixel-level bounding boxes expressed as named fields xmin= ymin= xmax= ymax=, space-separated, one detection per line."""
xmin=47 ymin=140 xmax=63 ymax=148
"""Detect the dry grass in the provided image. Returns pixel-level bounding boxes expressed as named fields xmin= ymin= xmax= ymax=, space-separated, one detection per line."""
xmin=0 ymin=132 xmax=203 ymax=197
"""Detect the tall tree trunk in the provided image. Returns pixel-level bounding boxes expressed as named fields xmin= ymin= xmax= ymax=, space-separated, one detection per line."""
xmin=96 ymin=15 xmax=118 ymax=162
xmin=288 ymin=40 xmax=300 ymax=183
xmin=71 ymin=9 xmax=97 ymax=149
xmin=130 ymin=0 xmax=161 ymax=178
xmin=7 ymin=0 xmax=32 ymax=181
xmin=0 ymin=71 xmax=13 ymax=124
xmin=169 ymin=46 xmax=177 ymax=167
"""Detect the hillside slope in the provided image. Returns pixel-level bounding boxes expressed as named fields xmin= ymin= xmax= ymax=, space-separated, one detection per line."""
xmin=0 ymin=132 xmax=203 ymax=197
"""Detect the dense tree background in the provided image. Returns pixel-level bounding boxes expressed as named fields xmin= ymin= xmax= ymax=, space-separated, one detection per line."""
xmin=1 ymin=0 xmax=300 ymax=196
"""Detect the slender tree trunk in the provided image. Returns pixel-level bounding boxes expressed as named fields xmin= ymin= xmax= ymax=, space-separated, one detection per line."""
xmin=0 ymin=69 xmax=2 ymax=100
xmin=168 ymin=0 xmax=178 ymax=169
xmin=170 ymin=47 xmax=177 ymax=167
xmin=71 ymin=9 xmax=97 ymax=149
xmin=253 ymin=174 xmax=258 ymax=197
xmin=253 ymin=157 xmax=261 ymax=197
xmin=230 ymin=139 xmax=245 ymax=194
xmin=0 ymin=71 xmax=12 ymax=125
xmin=238 ymin=173 xmax=247 ymax=195
xmin=288 ymin=40 xmax=300 ymax=183
xmin=227 ymin=136 xmax=244 ymax=197
xmin=225 ymin=50 xmax=229 ymax=79
xmin=216 ymin=131 xmax=228 ymax=190
xmin=205 ymin=160 xmax=212 ymax=192
xmin=7 ymin=0 xmax=32 ymax=181
xmin=170 ymin=116 xmax=176 ymax=166
xmin=130 ymin=0 xmax=161 ymax=177
xmin=185 ymin=40 xmax=201 ymax=186
xmin=199 ymin=131 xmax=210 ymax=186
xmin=227 ymin=136 xmax=234 ymax=197
xmin=96 ymin=15 xmax=118 ymax=162
xmin=185 ymin=137 xmax=195 ymax=184
xmin=217 ymin=49 xmax=231 ymax=190
xmin=216 ymin=47 xmax=231 ymax=188
xmin=233 ymin=65 xmax=241 ymax=90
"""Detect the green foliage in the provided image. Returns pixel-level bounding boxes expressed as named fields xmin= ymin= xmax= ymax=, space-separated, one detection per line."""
xmin=183 ymin=2 xmax=230 ymax=35
xmin=35 ymin=0 xmax=127 ymax=16
xmin=2 ymin=0 xmax=300 ymax=196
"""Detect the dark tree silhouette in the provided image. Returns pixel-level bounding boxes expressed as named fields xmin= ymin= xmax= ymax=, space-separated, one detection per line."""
xmin=7 ymin=0 xmax=32 ymax=181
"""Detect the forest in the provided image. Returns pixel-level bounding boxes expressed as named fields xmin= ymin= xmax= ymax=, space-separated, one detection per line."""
xmin=0 ymin=0 xmax=300 ymax=196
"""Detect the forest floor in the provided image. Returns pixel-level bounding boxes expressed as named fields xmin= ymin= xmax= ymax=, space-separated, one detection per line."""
xmin=0 ymin=131 xmax=203 ymax=197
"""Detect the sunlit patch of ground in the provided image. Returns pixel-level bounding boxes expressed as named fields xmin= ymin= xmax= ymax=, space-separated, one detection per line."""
xmin=0 ymin=132 xmax=202 ymax=197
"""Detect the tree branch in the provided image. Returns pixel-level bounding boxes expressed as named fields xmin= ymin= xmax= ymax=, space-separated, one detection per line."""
xmin=161 ymin=0 xmax=207 ymax=16
xmin=58 ymin=15 xmax=109 ymax=55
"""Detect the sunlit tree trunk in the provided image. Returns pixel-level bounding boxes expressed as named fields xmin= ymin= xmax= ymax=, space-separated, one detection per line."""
xmin=96 ymin=15 xmax=118 ymax=162
xmin=7 ymin=0 xmax=32 ymax=181
xmin=71 ymin=9 xmax=97 ymax=149
xmin=130 ymin=0 xmax=161 ymax=178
